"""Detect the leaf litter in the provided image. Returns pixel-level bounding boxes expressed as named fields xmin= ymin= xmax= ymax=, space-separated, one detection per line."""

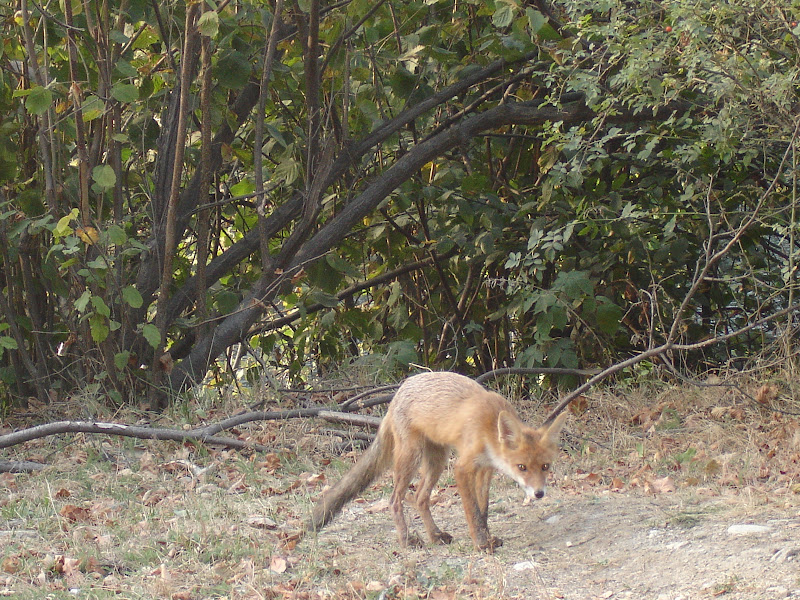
xmin=0 ymin=377 xmax=798 ymax=598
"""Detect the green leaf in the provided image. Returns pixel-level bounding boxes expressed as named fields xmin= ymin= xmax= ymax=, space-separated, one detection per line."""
xmin=111 ymin=34 xmax=133 ymax=49
xmin=92 ymin=164 xmax=117 ymax=191
xmin=107 ymin=224 xmax=128 ymax=245
xmin=89 ymin=313 xmax=109 ymax=343
xmin=229 ymin=178 xmax=255 ymax=197
xmin=198 ymin=10 xmax=219 ymax=37
xmin=117 ymin=60 xmax=142 ymax=81
xmin=553 ymin=270 xmax=593 ymax=300
xmin=25 ymin=86 xmax=53 ymax=116
xmin=111 ymin=82 xmax=139 ymax=103
xmin=525 ymin=8 xmax=546 ymax=34
xmin=217 ymin=51 xmax=252 ymax=89
xmin=320 ymin=309 xmax=336 ymax=328
xmin=91 ymin=295 xmax=111 ymax=317
xmin=536 ymin=22 xmax=561 ymax=41
xmin=596 ymin=301 xmax=622 ymax=335
xmin=386 ymin=340 xmax=418 ymax=367
xmin=114 ymin=351 xmax=130 ymax=371
xmin=310 ymin=290 xmax=340 ymax=308
xmin=122 ymin=286 xmax=143 ymax=308
xmin=325 ymin=253 xmax=361 ymax=278
xmin=214 ymin=290 xmax=240 ymax=314
xmin=87 ymin=256 xmax=110 ymax=270
xmin=0 ymin=336 xmax=18 ymax=350
xmin=81 ymin=95 xmax=104 ymax=122
xmin=493 ymin=0 xmax=515 ymax=28
xmin=142 ymin=323 xmax=161 ymax=349
xmin=274 ymin=156 xmax=300 ymax=185
xmin=75 ymin=290 xmax=92 ymax=313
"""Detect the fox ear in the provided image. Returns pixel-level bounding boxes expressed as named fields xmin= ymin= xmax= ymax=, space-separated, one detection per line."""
xmin=497 ymin=410 xmax=522 ymax=446
xmin=543 ymin=412 xmax=568 ymax=443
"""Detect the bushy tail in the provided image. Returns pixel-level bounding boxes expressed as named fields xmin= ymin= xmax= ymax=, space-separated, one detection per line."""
xmin=307 ymin=422 xmax=394 ymax=533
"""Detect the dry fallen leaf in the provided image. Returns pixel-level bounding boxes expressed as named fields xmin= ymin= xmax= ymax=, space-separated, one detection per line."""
xmin=1 ymin=556 xmax=20 ymax=574
xmin=756 ymin=384 xmax=778 ymax=405
xmin=246 ymin=515 xmax=277 ymax=529
xmin=269 ymin=555 xmax=288 ymax=574
xmin=585 ymin=472 xmax=602 ymax=485
xmin=304 ymin=472 xmax=325 ymax=487
xmin=364 ymin=498 xmax=390 ymax=514
xmin=645 ymin=476 xmax=676 ymax=495
xmin=569 ymin=395 xmax=589 ymax=415
xmin=59 ymin=504 xmax=91 ymax=522
xmin=258 ymin=453 xmax=282 ymax=472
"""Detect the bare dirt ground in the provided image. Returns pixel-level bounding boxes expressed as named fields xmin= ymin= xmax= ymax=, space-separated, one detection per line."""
xmin=310 ymin=479 xmax=800 ymax=600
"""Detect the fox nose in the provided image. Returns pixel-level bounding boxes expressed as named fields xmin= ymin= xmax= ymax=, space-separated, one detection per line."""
xmin=534 ymin=490 xmax=545 ymax=499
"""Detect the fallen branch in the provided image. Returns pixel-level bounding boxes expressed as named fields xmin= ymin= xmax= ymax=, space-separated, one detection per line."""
xmin=0 ymin=460 xmax=45 ymax=473
xmin=339 ymin=392 xmax=395 ymax=411
xmin=318 ymin=410 xmax=382 ymax=429
xmin=0 ymin=420 xmax=270 ymax=452
xmin=475 ymin=367 xmax=600 ymax=384
xmin=320 ymin=428 xmax=375 ymax=443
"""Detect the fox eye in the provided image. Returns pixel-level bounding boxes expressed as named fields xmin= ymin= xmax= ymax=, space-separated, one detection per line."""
xmin=517 ymin=464 xmax=527 ymax=472
xmin=541 ymin=463 xmax=550 ymax=472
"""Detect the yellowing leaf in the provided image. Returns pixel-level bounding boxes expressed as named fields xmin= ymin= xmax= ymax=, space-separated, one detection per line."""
xmin=76 ymin=225 xmax=99 ymax=244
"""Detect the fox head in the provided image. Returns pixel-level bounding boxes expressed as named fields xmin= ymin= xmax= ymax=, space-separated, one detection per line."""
xmin=495 ymin=411 xmax=568 ymax=500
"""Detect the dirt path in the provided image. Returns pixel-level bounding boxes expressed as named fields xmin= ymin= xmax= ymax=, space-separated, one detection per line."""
xmin=313 ymin=487 xmax=800 ymax=599
xmin=502 ymin=493 xmax=799 ymax=599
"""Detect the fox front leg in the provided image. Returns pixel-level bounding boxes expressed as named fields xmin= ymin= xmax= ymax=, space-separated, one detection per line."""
xmin=455 ymin=462 xmax=499 ymax=552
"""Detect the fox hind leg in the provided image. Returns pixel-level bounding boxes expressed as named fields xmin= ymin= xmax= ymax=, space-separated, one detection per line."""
xmin=390 ymin=441 xmax=422 ymax=548
xmin=415 ymin=441 xmax=452 ymax=544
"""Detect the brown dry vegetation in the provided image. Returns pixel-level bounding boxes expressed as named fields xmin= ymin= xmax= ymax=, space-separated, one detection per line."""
xmin=1 ymin=373 xmax=799 ymax=599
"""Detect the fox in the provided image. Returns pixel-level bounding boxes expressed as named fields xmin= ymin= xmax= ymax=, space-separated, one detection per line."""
xmin=308 ymin=371 xmax=568 ymax=552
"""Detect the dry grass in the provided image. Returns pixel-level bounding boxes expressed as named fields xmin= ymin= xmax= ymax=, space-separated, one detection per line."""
xmin=1 ymin=372 xmax=799 ymax=599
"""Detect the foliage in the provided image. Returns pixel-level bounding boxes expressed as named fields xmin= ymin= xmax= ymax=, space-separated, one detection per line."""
xmin=0 ymin=0 xmax=799 ymax=405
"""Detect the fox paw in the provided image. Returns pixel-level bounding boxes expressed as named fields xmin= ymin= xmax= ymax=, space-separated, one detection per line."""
xmin=479 ymin=536 xmax=503 ymax=553
xmin=432 ymin=530 xmax=453 ymax=545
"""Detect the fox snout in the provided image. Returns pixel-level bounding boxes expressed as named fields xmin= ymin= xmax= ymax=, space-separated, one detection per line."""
xmin=522 ymin=485 xmax=545 ymax=500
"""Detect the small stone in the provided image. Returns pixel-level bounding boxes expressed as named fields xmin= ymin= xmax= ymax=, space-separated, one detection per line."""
xmin=727 ymin=524 xmax=772 ymax=535
xmin=545 ymin=515 xmax=560 ymax=524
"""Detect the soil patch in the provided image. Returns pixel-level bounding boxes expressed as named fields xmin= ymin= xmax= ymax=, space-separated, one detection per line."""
xmin=312 ymin=484 xmax=800 ymax=599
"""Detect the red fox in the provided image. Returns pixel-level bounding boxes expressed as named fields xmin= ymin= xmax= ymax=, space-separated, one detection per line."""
xmin=308 ymin=372 xmax=568 ymax=552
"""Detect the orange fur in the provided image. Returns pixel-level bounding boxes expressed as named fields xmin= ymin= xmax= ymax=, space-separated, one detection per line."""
xmin=308 ymin=372 xmax=568 ymax=552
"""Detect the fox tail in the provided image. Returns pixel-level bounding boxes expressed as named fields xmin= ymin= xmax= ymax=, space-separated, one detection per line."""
xmin=307 ymin=421 xmax=394 ymax=532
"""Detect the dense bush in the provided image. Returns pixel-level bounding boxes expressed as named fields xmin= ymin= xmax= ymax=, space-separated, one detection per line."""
xmin=0 ymin=0 xmax=798 ymax=405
